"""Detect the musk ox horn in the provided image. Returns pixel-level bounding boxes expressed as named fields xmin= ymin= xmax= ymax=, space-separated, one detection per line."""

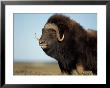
xmin=44 ymin=23 xmax=64 ymax=42
xmin=58 ymin=34 xmax=64 ymax=41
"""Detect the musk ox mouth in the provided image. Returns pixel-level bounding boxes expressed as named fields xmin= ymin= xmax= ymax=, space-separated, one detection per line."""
xmin=39 ymin=44 xmax=48 ymax=49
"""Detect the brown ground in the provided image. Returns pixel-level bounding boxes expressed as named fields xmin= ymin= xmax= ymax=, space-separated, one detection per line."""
xmin=13 ymin=62 xmax=61 ymax=75
xmin=14 ymin=62 xmax=93 ymax=75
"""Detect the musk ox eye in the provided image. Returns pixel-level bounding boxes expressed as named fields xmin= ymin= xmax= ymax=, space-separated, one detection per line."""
xmin=47 ymin=29 xmax=56 ymax=34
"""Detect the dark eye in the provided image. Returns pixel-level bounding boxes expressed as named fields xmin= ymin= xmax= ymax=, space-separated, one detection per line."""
xmin=48 ymin=29 xmax=56 ymax=34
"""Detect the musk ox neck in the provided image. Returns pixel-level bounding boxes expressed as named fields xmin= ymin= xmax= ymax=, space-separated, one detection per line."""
xmin=46 ymin=43 xmax=77 ymax=74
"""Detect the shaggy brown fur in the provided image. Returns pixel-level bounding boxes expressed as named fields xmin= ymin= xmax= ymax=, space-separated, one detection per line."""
xmin=39 ymin=14 xmax=97 ymax=75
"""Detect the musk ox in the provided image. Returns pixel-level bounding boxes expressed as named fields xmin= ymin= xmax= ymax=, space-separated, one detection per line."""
xmin=39 ymin=14 xmax=97 ymax=75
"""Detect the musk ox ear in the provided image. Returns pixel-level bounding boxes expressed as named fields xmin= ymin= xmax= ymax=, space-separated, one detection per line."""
xmin=44 ymin=23 xmax=65 ymax=42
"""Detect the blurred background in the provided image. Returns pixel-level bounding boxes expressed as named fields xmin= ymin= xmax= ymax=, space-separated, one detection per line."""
xmin=13 ymin=13 xmax=96 ymax=75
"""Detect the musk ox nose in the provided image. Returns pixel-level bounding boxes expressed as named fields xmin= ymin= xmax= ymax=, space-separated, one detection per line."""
xmin=39 ymin=39 xmax=48 ymax=49
xmin=39 ymin=40 xmax=45 ymax=44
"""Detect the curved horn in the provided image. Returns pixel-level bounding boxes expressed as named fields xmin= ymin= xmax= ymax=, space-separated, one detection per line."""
xmin=44 ymin=23 xmax=64 ymax=42
xmin=57 ymin=34 xmax=64 ymax=41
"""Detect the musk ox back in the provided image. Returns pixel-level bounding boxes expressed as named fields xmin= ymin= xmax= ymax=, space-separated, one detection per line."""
xmin=39 ymin=14 xmax=97 ymax=75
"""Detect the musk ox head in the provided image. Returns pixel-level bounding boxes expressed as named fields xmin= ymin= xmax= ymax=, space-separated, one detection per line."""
xmin=39 ymin=23 xmax=64 ymax=51
xmin=39 ymin=15 xmax=68 ymax=52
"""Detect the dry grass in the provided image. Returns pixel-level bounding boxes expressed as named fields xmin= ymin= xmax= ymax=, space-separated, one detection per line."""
xmin=14 ymin=62 xmax=61 ymax=75
xmin=14 ymin=62 xmax=93 ymax=75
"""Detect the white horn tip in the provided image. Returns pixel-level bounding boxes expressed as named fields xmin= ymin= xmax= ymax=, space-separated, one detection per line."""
xmin=59 ymin=34 xmax=64 ymax=41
